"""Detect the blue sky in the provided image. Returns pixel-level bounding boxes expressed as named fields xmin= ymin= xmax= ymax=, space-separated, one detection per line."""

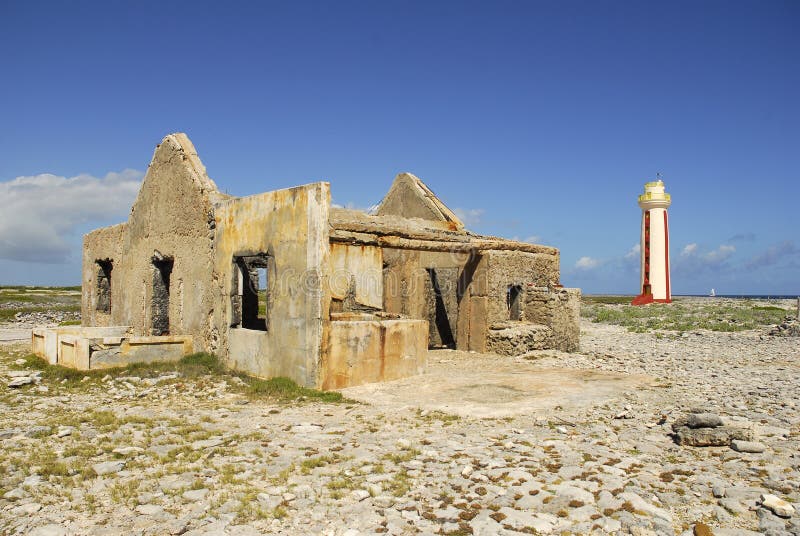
xmin=0 ymin=1 xmax=797 ymax=294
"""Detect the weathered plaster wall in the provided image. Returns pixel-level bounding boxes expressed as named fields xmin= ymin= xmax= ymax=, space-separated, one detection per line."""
xmin=375 ymin=173 xmax=463 ymax=229
xmin=213 ymin=182 xmax=330 ymax=388
xmin=78 ymin=134 xmax=579 ymax=380
xmin=82 ymin=223 xmax=126 ymax=327
xmin=82 ymin=134 xmax=222 ymax=353
xmin=322 ymin=317 xmax=428 ymax=389
xmin=382 ymin=248 xmax=425 ymax=318
xmin=381 ymin=246 xmax=575 ymax=355
xmin=382 ymin=248 xmax=472 ymax=348
xmin=329 ymin=244 xmax=382 ymax=310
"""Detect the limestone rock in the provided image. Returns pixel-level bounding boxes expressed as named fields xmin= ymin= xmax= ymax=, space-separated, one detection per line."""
xmin=28 ymin=525 xmax=67 ymax=536
xmin=761 ymin=493 xmax=794 ymax=518
xmin=8 ymin=376 xmax=34 ymax=388
xmin=112 ymin=446 xmax=145 ymax=456
xmin=92 ymin=460 xmax=125 ymax=476
xmin=190 ymin=437 xmax=224 ymax=450
xmin=3 ymin=487 xmax=26 ymax=500
xmin=687 ymin=413 xmax=724 ymax=429
xmin=674 ymin=425 xmax=753 ymax=447
xmin=182 ymin=488 xmax=208 ymax=501
xmin=730 ymin=440 xmax=766 ymax=453
xmin=618 ymin=491 xmax=672 ymax=521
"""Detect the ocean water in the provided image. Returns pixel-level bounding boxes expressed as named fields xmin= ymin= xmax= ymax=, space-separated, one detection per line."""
xmin=677 ymin=295 xmax=798 ymax=300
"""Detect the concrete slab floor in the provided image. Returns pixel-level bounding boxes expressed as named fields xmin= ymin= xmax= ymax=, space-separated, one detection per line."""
xmin=340 ymin=349 xmax=655 ymax=419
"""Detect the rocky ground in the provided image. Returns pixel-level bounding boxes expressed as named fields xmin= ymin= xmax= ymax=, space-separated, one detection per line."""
xmin=0 ymin=298 xmax=798 ymax=536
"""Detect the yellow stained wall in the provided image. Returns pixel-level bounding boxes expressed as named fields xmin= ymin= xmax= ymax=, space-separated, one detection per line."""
xmin=329 ymin=243 xmax=383 ymax=309
xmin=213 ymin=182 xmax=331 ymax=387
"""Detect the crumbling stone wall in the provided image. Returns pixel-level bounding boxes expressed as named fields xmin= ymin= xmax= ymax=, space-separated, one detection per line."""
xmin=370 ymin=231 xmax=575 ymax=355
xmin=522 ymin=286 xmax=581 ymax=352
xmin=547 ymin=287 xmax=581 ymax=352
xmin=82 ymin=134 xmax=225 ymax=353
xmin=330 ymin=244 xmax=383 ymax=311
xmin=482 ymin=250 xmax=560 ymax=327
xmin=81 ymin=135 xmax=580 ymax=386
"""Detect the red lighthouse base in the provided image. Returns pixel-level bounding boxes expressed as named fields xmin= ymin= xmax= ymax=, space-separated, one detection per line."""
xmin=631 ymin=283 xmax=671 ymax=306
xmin=631 ymin=292 xmax=671 ymax=306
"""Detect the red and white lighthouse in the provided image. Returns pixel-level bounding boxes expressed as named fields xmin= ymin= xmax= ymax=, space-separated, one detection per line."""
xmin=632 ymin=179 xmax=671 ymax=305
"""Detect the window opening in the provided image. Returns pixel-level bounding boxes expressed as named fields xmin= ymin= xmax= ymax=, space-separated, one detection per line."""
xmin=507 ymin=285 xmax=523 ymax=321
xmin=96 ymin=259 xmax=113 ymax=313
xmin=232 ymin=255 xmax=270 ymax=331
xmin=152 ymin=257 xmax=173 ymax=335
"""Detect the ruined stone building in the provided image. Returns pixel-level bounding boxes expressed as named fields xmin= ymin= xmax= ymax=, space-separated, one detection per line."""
xmin=33 ymin=133 xmax=580 ymax=389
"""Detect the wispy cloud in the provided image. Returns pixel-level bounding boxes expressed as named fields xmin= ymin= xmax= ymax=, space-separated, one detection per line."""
xmin=331 ymin=200 xmax=380 ymax=214
xmin=453 ymin=208 xmax=485 ymax=226
xmin=745 ymin=240 xmax=799 ymax=269
xmin=575 ymin=256 xmax=601 ymax=270
xmin=0 ymin=170 xmax=142 ymax=263
xmin=510 ymin=235 xmax=543 ymax=245
xmin=704 ymin=244 xmax=736 ymax=264
xmin=624 ymin=243 xmax=640 ymax=260
xmin=679 ymin=242 xmax=735 ymax=264
xmin=674 ymin=242 xmax=736 ymax=277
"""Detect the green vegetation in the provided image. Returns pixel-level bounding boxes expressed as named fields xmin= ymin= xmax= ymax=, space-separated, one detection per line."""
xmin=300 ymin=455 xmax=335 ymax=474
xmin=382 ymin=448 xmax=420 ymax=464
xmin=0 ymin=285 xmax=81 ymax=291
xmin=15 ymin=352 xmax=226 ymax=383
xmin=0 ymin=305 xmax=81 ymax=323
xmin=247 ymin=376 xmax=345 ymax=403
xmin=14 ymin=351 xmax=349 ymax=403
xmin=581 ymin=295 xmax=635 ymax=305
xmin=582 ymin=299 xmax=789 ymax=332
xmin=1 ymin=285 xmax=347 ymax=403
xmin=0 ymin=286 xmax=81 ymax=322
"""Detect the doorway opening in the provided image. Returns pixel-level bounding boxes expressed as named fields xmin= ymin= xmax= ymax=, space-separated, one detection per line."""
xmin=426 ymin=268 xmax=456 ymax=348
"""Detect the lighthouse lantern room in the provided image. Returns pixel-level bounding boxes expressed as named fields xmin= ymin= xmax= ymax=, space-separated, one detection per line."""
xmin=632 ymin=178 xmax=672 ymax=305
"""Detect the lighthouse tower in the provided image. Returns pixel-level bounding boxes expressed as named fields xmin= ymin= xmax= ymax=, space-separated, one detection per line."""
xmin=632 ymin=179 xmax=672 ymax=305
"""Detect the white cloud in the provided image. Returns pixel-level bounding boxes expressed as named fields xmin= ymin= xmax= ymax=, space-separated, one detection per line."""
xmin=704 ymin=244 xmax=735 ymax=263
xmin=0 ymin=170 xmax=142 ymax=263
xmin=575 ymin=256 xmax=601 ymax=270
xmin=523 ymin=235 xmax=542 ymax=244
xmin=510 ymin=235 xmax=543 ymax=245
xmin=674 ymin=243 xmax=736 ymax=276
xmin=331 ymin=200 xmax=379 ymax=214
xmin=453 ymin=208 xmax=485 ymax=226
xmin=624 ymin=243 xmax=640 ymax=260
